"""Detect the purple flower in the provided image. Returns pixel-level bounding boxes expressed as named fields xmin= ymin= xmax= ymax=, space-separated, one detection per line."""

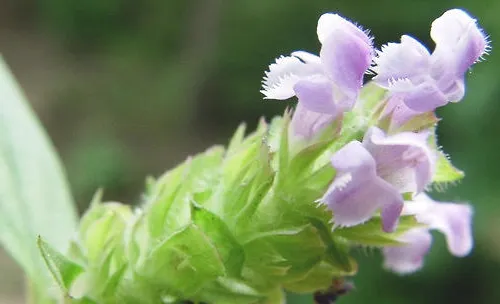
xmin=383 ymin=194 xmax=473 ymax=274
xmin=321 ymin=127 xmax=434 ymax=232
xmin=378 ymin=95 xmax=439 ymax=132
xmin=261 ymin=13 xmax=373 ymax=118
xmin=261 ymin=52 xmax=324 ymax=100
xmin=290 ymin=103 xmax=337 ymax=139
xmin=380 ymin=96 xmax=421 ymax=128
xmin=372 ymin=9 xmax=489 ymax=113
xmin=383 ymin=228 xmax=433 ymax=274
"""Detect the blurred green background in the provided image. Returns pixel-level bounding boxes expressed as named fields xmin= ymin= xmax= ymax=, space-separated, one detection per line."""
xmin=0 ymin=0 xmax=499 ymax=303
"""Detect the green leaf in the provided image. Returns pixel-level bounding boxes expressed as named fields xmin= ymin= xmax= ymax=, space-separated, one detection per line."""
xmin=79 ymin=202 xmax=131 ymax=263
xmin=433 ymin=150 xmax=465 ymax=184
xmin=146 ymin=160 xmax=190 ymax=239
xmin=37 ymin=236 xmax=84 ymax=292
xmin=277 ymin=112 xmax=290 ymax=174
xmin=427 ymin=128 xmax=464 ymax=185
xmin=147 ymin=146 xmax=224 ymax=239
xmin=335 ymin=215 xmax=421 ymax=246
xmin=262 ymin=286 xmax=286 ymax=304
xmin=101 ymin=265 xmax=127 ymax=299
xmin=287 ymin=140 xmax=335 ymax=188
xmin=192 ymin=204 xmax=245 ymax=277
xmin=356 ymin=81 xmax=388 ymax=116
xmin=283 ymin=262 xmax=342 ymax=293
xmin=393 ymin=112 xmax=439 ymax=133
xmin=197 ymin=278 xmax=265 ymax=304
xmin=207 ymin=125 xmax=274 ymax=223
xmin=221 ymin=120 xmax=268 ymax=187
xmin=227 ymin=123 xmax=247 ymax=156
xmin=138 ymin=224 xmax=226 ymax=297
xmin=301 ymin=164 xmax=335 ymax=193
xmin=307 ymin=218 xmax=356 ymax=274
xmin=242 ymin=224 xmax=327 ymax=284
xmin=67 ymin=297 xmax=98 ymax=304
xmin=0 ymin=56 xmax=78 ymax=300
xmin=266 ymin=115 xmax=283 ymax=154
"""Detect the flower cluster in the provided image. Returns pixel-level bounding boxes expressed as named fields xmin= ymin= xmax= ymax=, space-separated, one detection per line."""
xmin=262 ymin=8 xmax=487 ymax=274
xmin=33 ymin=8 xmax=489 ymax=304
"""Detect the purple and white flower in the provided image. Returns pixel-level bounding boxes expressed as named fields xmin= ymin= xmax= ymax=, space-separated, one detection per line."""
xmin=383 ymin=194 xmax=473 ymax=274
xmin=321 ymin=127 xmax=434 ymax=232
xmin=372 ymin=9 xmax=489 ymax=113
xmin=261 ymin=13 xmax=373 ymax=120
xmin=290 ymin=103 xmax=337 ymax=139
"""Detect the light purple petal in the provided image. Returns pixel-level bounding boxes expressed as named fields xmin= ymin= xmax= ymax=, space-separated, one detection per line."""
xmin=385 ymin=78 xmax=448 ymax=113
xmin=381 ymin=96 xmax=421 ymax=129
xmin=372 ymin=9 xmax=489 ymax=113
xmin=320 ymin=28 xmax=372 ymax=106
xmin=363 ymin=127 xmax=435 ymax=193
xmin=383 ymin=228 xmax=433 ymax=274
xmin=331 ymin=141 xmax=376 ymax=175
xmin=293 ymin=75 xmax=337 ymax=114
xmin=261 ymin=55 xmax=323 ymax=100
xmin=381 ymin=201 xmax=404 ymax=233
xmin=430 ymin=203 xmax=473 ymax=256
xmin=290 ymin=103 xmax=336 ymax=139
xmin=400 ymin=80 xmax=449 ymax=112
xmin=322 ymin=141 xmax=403 ymax=231
xmin=431 ymin=9 xmax=489 ymax=75
xmin=317 ymin=13 xmax=372 ymax=47
xmin=373 ymin=35 xmax=431 ymax=85
xmin=404 ymin=194 xmax=473 ymax=256
xmin=441 ymin=77 xmax=465 ymax=103
xmin=429 ymin=57 xmax=466 ymax=103
xmin=386 ymin=194 xmax=474 ymax=274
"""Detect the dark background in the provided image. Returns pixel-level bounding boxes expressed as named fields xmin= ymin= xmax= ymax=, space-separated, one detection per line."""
xmin=0 ymin=1 xmax=499 ymax=303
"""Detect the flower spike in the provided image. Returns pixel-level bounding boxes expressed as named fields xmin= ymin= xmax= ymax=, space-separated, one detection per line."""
xmin=30 ymin=9 xmax=487 ymax=303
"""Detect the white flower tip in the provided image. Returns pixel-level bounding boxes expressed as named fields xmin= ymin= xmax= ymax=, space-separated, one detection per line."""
xmin=317 ymin=13 xmax=342 ymax=43
xmin=261 ymin=53 xmax=324 ymax=100
xmin=316 ymin=12 xmax=372 ymax=47
xmin=259 ymin=90 xmax=273 ymax=99
xmin=432 ymin=8 xmax=490 ymax=62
